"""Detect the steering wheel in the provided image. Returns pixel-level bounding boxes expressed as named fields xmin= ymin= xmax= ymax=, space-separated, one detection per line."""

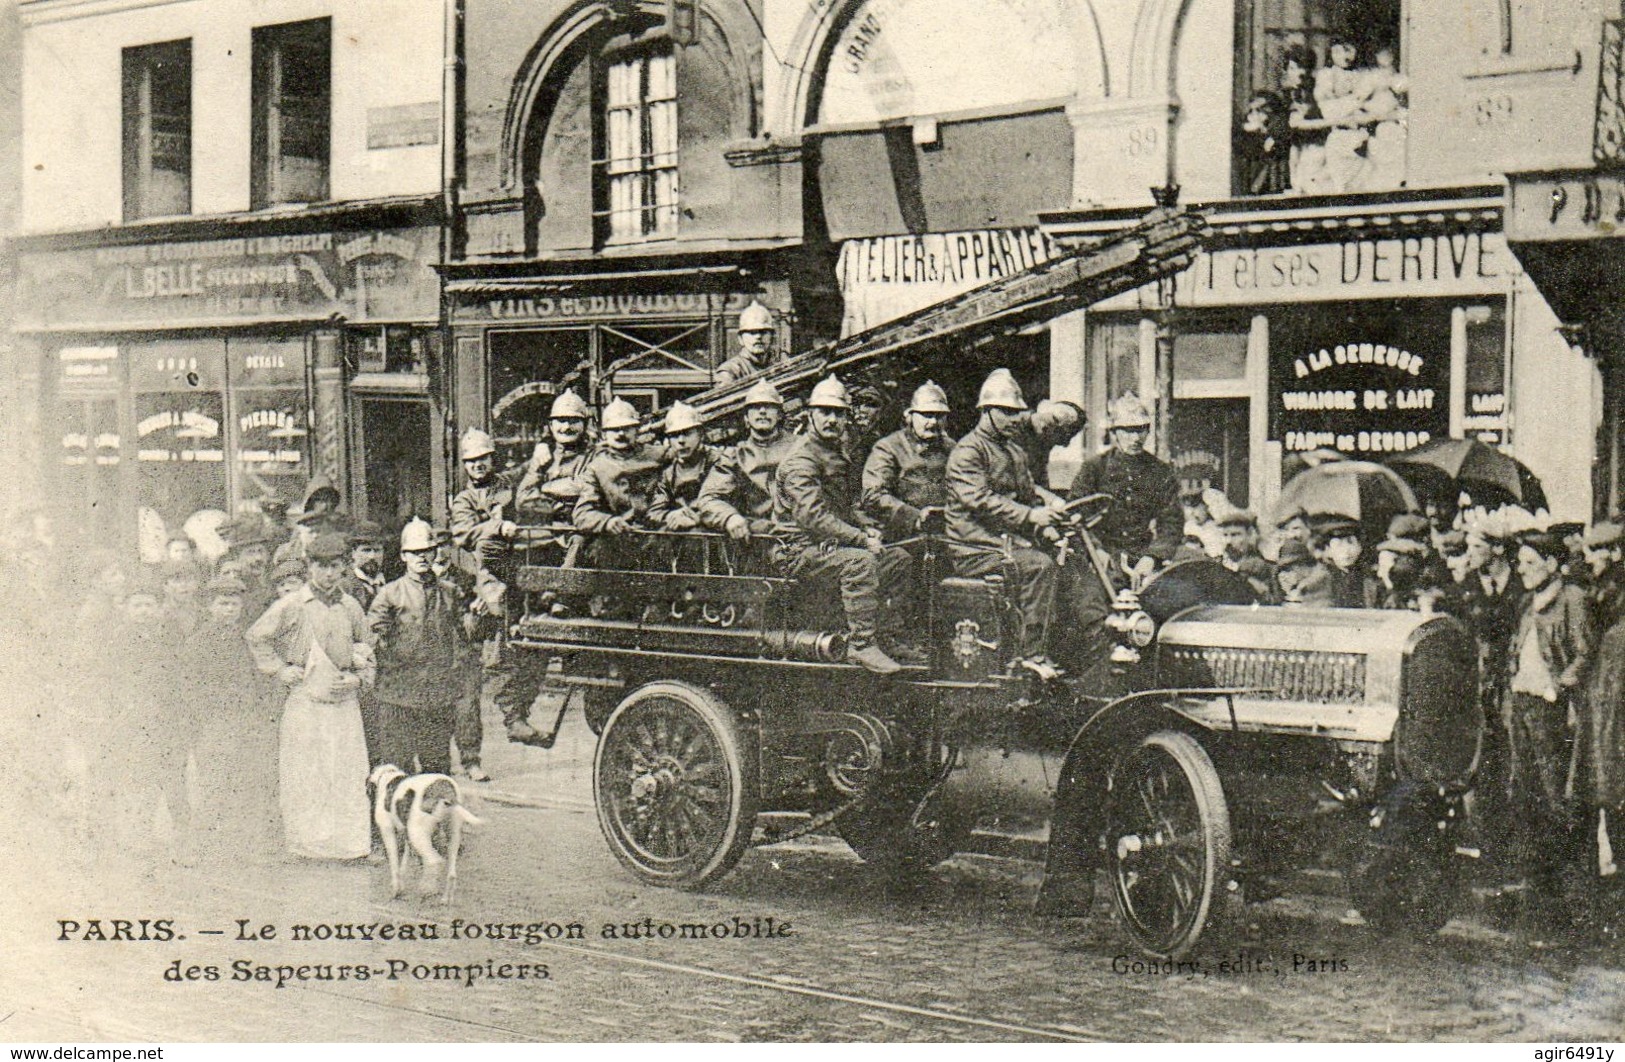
xmin=1065 ymin=492 xmax=1115 ymax=530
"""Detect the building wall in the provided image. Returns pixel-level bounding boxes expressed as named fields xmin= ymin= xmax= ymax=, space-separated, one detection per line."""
xmin=19 ymin=0 xmax=443 ymax=233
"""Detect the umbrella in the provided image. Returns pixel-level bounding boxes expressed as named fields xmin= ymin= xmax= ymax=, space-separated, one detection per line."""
xmin=1388 ymin=438 xmax=1547 ymax=512
xmin=1277 ymin=460 xmax=1419 ymax=544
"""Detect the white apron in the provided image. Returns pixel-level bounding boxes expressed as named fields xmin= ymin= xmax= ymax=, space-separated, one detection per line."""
xmin=279 ymin=640 xmax=371 ymax=859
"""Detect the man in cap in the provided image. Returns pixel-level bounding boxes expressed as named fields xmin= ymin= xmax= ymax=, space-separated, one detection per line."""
xmin=368 ymin=519 xmax=466 ymax=776
xmin=1583 ymin=521 xmax=1625 ymax=634
xmin=1217 ymin=508 xmax=1275 ymax=600
xmin=714 ymin=301 xmax=782 ymax=386
xmin=845 ymin=384 xmax=888 ymax=492
xmin=773 ymin=376 xmax=912 ymax=674
xmin=649 ymin=401 xmax=720 ymax=534
xmin=945 ymin=368 xmax=1066 ymax=672
xmin=697 ymin=379 xmax=799 ymax=548
xmin=244 ymin=531 xmax=375 ymax=861
xmin=1275 ymin=538 xmax=1337 ymax=606
xmin=1068 ymin=393 xmax=1180 ymax=577
xmin=861 ymin=380 xmax=951 ymax=541
xmin=1308 ymin=513 xmax=1368 ymax=608
xmin=1024 ymin=399 xmax=1085 ymax=490
xmin=574 ymin=398 xmax=666 ymax=569
xmin=339 ymin=520 xmax=388 ymax=612
xmin=451 ymin=424 xmax=552 ymax=746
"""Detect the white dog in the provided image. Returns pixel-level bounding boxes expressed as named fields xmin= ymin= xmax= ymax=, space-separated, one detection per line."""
xmin=367 ymin=764 xmax=483 ymax=902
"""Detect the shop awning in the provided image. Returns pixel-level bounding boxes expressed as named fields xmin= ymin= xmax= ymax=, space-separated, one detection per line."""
xmin=443 ymin=265 xmax=748 ymax=297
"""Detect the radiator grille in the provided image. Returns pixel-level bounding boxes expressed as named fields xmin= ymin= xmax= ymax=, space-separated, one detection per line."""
xmin=1162 ymin=646 xmax=1367 ymax=703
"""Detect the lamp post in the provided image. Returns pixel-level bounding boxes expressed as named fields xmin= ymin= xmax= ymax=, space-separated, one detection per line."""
xmin=1150 ymin=184 xmax=1181 ymax=462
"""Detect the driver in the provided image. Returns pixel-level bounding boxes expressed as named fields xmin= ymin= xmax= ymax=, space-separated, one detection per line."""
xmin=945 ymin=368 xmax=1065 ymax=673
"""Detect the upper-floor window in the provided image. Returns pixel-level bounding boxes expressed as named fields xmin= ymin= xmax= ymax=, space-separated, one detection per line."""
xmin=597 ymin=46 xmax=678 ymax=242
xmin=252 ymin=18 xmax=330 ymax=208
xmin=122 ymin=39 xmax=191 ymax=220
xmin=1234 ymin=0 xmax=1404 ymax=197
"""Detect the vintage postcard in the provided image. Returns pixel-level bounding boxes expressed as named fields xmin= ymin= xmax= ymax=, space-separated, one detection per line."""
xmin=4 ymin=0 xmax=1625 ymax=1045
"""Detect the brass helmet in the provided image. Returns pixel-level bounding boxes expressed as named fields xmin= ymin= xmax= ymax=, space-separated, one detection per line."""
xmin=1107 ymin=393 xmax=1153 ymax=429
xmin=459 ymin=427 xmax=496 ymax=461
xmin=663 ymin=401 xmax=703 ymax=435
xmin=907 ymin=380 xmax=951 ymax=415
xmin=975 ymin=368 xmax=1027 ymax=411
xmin=738 ymin=300 xmax=775 ymax=333
xmin=808 ymin=376 xmax=851 ymax=410
xmin=399 ymin=517 xmax=436 ymax=553
xmin=601 ymin=398 xmax=642 ymax=430
xmin=550 ymin=390 xmax=591 ymax=420
xmin=743 ymin=379 xmax=785 ymax=408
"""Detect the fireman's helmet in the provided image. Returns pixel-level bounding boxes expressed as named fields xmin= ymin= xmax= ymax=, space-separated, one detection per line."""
xmin=459 ymin=428 xmax=497 ymax=461
xmin=738 ymin=301 xmax=775 ymax=333
xmin=550 ymin=390 xmax=591 ymax=420
xmin=400 ymin=517 xmax=436 ymax=553
xmin=808 ymin=376 xmax=851 ymax=410
xmin=743 ymin=379 xmax=785 ymax=408
xmin=601 ymin=399 xmax=642 ymax=430
xmin=1107 ymin=393 xmax=1153 ymax=429
xmin=976 ymin=368 xmax=1027 ymax=411
xmin=663 ymin=401 xmax=702 ymax=435
xmin=907 ymin=380 xmax=951 ymax=415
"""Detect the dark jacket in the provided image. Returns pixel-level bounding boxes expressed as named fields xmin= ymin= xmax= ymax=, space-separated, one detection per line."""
xmin=514 ymin=442 xmax=591 ymax=525
xmin=1068 ymin=448 xmax=1180 ymax=558
xmin=573 ymin=443 xmax=666 ymax=533
xmin=368 ymin=572 xmax=464 ymax=707
xmin=773 ymin=432 xmax=869 ymax=553
xmin=649 ymin=445 xmax=720 ymax=529
xmin=945 ymin=421 xmax=1040 ymax=552
xmin=861 ymin=428 xmax=949 ymax=540
xmin=696 ymin=431 xmax=798 ymax=531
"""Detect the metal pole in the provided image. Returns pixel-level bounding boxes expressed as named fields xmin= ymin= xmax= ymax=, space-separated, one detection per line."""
xmin=1150 ymin=185 xmax=1181 ymax=462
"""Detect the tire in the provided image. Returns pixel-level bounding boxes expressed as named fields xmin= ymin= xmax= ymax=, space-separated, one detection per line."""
xmin=593 ymin=681 xmax=758 ymax=889
xmin=1105 ymin=729 xmax=1234 ymax=961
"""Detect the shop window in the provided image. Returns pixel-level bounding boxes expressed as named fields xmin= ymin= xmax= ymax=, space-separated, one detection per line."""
xmin=1462 ymin=303 xmax=1508 ymax=444
xmin=596 ymin=46 xmax=678 ymax=242
xmin=1234 ymin=0 xmax=1404 ymax=197
xmin=488 ymin=328 xmax=593 ymax=469
xmin=252 ymin=18 xmax=331 ymax=208
xmin=1174 ymin=326 xmax=1249 ymax=384
xmin=122 ymin=39 xmax=191 ymax=220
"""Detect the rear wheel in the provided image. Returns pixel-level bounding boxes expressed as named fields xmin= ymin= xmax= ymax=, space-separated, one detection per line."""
xmin=593 ymin=681 xmax=758 ymax=889
xmin=1105 ymin=729 xmax=1234 ymax=960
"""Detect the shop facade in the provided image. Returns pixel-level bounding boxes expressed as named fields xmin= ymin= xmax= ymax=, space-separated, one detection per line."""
xmin=1045 ymin=189 xmax=1596 ymax=520
xmin=447 ymin=268 xmax=795 ymax=469
xmin=15 ymin=204 xmax=443 ymax=556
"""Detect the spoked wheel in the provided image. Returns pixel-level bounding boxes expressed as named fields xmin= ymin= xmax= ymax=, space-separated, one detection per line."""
xmin=594 ymin=681 xmax=758 ymax=889
xmin=1105 ymin=730 xmax=1233 ymax=960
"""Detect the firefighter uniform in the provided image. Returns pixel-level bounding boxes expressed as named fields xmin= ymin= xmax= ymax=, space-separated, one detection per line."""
xmin=573 ymin=400 xmax=666 ymax=570
xmin=1068 ymin=394 xmax=1180 ymax=561
xmin=695 ymin=380 xmax=797 ymax=535
xmin=861 ymin=381 xmax=951 ymax=541
xmin=648 ymin=402 xmax=720 ymax=531
xmin=714 ymin=301 xmax=781 ymax=385
xmin=773 ymin=377 xmax=910 ymax=674
xmin=945 ymin=372 xmax=1058 ymax=663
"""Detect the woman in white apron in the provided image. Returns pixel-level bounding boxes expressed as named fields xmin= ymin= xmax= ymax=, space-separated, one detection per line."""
xmin=245 ymin=531 xmax=375 ymax=860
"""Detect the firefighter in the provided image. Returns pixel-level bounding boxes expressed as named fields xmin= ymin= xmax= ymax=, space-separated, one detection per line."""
xmin=696 ymin=379 xmax=798 ymax=544
xmin=1067 ymin=393 xmax=1180 ymax=579
xmin=649 ymin=401 xmax=720 ymax=533
xmin=861 ymin=380 xmax=950 ymax=541
xmin=573 ymin=398 xmax=666 ymax=570
xmin=514 ymin=389 xmax=594 ymax=533
xmin=773 ymin=376 xmax=912 ymax=675
xmin=713 ymin=301 xmax=781 ymax=386
xmin=945 ymin=368 xmax=1064 ymax=672
xmin=450 ymin=426 xmax=548 ymax=747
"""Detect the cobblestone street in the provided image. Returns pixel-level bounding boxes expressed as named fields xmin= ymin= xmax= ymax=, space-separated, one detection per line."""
xmin=7 ymin=707 xmax=1625 ymax=1043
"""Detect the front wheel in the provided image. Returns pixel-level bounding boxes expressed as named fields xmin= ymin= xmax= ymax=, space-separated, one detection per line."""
xmin=1105 ymin=729 xmax=1234 ymax=960
xmin=593 ymin=681 xmax=758 ymax=889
